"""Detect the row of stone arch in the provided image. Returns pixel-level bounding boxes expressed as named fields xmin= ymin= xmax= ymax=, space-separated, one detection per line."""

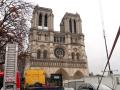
xmin=52 ymin=68 xmax=84 ymax=80
xmin=37 ymin=49 xmax=81 ymax=60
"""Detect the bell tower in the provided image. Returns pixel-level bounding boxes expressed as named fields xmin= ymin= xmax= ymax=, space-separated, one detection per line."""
xmin=31 ymin=5 xmax=54 ymax=31
xmin=60 ymin=13 xmax=82 ymax=34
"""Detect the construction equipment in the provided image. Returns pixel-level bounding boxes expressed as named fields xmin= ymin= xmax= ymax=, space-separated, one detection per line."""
xmin=3 ymin=43 xmax=18 ymax=90
xmin=24 ymin=68 xmax=63 ymax=89
xmin=24 ymin=69 xmax=46 ymax=87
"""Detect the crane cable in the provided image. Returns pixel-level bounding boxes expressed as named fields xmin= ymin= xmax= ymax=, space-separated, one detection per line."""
xmin=97 ymin=26 xmax=120 ymax=90
xmin=97 ymin=0 xmax=120 ymax=89
xmin=99 ymin=0 xmax=111 ymax=73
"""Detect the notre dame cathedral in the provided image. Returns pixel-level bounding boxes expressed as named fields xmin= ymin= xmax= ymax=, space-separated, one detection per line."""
xmin=25 ymin=5 xmax=89 ymax=79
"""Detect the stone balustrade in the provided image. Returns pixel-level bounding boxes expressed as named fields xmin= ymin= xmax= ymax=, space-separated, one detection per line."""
xmin=30 ymin=58 xmax=87 ymax=68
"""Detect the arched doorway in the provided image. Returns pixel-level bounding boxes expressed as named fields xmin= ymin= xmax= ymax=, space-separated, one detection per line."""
xmin=55 ymin=68 xmax=69 ymax=80
xmin=73 ymin=70 xmax=84 ymax=79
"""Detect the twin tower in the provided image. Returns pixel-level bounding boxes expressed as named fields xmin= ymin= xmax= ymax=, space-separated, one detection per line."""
xmin=25 ymin=5 xmax=89 ymax=79
xmin=31 ymin=6 xmax=82 ymax=34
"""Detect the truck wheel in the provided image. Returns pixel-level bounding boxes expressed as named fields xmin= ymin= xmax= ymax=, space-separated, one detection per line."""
xmin=34 ymin=82 xmax=42 ymax=87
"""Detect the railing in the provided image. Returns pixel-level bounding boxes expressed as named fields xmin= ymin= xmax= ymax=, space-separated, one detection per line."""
xmin=30 ymin=58 xmax=87 ymax=68
xmin=26 ymin=86 xmax=63 ymax=90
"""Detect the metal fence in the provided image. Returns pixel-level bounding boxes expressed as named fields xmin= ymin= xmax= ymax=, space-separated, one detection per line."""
xmin=25 ymin=87 xmax=64 ymax=90
xmin=64 ymin=81 xmax=84 ymax=90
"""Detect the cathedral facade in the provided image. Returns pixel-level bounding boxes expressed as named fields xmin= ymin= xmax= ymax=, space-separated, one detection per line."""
xmin=25 ymin=6 xmax=89 ymax=79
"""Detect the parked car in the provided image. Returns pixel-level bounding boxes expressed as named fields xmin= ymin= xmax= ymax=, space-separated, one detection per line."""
xmin=77 ymin=83 xmax=112 ymax=90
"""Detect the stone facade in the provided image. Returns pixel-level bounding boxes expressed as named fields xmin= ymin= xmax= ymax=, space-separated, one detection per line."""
xmin=25 ymin=5 xmax=89 ymax=80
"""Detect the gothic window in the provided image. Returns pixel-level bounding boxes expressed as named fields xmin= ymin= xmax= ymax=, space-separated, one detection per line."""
xmin=43 ymin=50 xmax=47 ymax=59
xmin=38 ymin=34 xmax=41 ymax=40
xmin=57 ymin=37 xmax=59 ymax=42
xmin=54 ymin=36 xmax=65 ymax=43
xmin=37 ymin=50 xmax=41 ymax=59
xmin=44 ymin=14 xmax=48 ymax=27
xmin=71 ymin=52 xmax=75 ymax=60
xmin=63 ymin=37 xmax=65 ymax=43
xmin=71 ymin=37 xmax=73 ymax=43
xmin=54 ymin=48 xmax=65 ymax=59
xmin=76 ymin=53 xmax=80 ymax=60
xmin=54 ymin=36 xmax=56 ymax=42
xmin=39 ymin=13 xmax=42 ymax=26
xmin=74 ymin=20 xmax=76 ymax=33
xmin=60 ymin=37 xmax=62 ymax=43
xmin=69 ymin=19 xmax=72 ymax=33
xmin=75 ymin=38 xmax=77 ymax=43
xmin=45 ymin=34 xmax=48 ymax=40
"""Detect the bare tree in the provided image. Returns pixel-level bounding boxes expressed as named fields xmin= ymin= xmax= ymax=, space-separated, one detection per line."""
xmin=0 ymin=0 xmax=33 ymax=52
xmin=0 ymin=0 xmax=33 ymax=64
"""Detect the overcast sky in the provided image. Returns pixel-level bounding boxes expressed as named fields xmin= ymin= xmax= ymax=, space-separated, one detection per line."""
xmin=25 ymin=0 xmax=120 ymax=75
